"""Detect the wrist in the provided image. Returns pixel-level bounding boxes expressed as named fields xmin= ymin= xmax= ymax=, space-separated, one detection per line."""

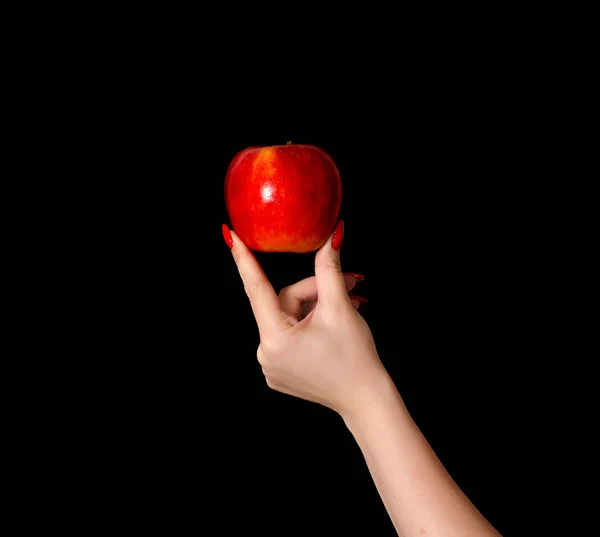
xmin=341 ymin=367 xmax=406 ymax=433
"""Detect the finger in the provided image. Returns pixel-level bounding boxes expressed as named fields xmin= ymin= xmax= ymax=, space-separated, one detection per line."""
xmin=279 ymin=273 xmax=363 ymax=319
xmin=314 ymin=220 xmax=349 ymax=311
xmin=305 ymin=295 xmax=367 ymax=318
xmin=224 ymin=225 xmax=283 ymax=335
xmin=349 ymin=296 xmax=368 ymax=310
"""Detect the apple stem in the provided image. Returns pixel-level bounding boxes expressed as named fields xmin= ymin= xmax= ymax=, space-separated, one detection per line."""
xmin=286 ymin=140 xmax=292 ymax=145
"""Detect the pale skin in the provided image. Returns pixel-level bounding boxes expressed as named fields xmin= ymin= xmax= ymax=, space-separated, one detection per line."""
xmin=226 ymin=227 xmax=502 ymax=537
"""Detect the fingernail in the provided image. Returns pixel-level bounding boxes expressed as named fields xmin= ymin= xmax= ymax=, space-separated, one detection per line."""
xmin=350 ymin=296 xmax=368 ymax=309
xmin=332 ymin=219 xmax=344 ymax=250
xmin=344 ymin=272 xmax=365 ymax=282
xmin=222 ymin=224 xmax=233 ymax=249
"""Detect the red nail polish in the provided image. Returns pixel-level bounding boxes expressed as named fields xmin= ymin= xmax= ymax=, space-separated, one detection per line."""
xmin=343 ymin=272 xmax=365 ymax=282
xmin=350 ymin=296 xmax=368 ymax=310
xmin=222 ymin=224 xmax=233 ymax=249
xmin=332 ymin=220 xmax=344 ymax=250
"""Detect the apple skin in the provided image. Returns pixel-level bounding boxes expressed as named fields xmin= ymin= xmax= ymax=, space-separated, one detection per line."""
xmin=224 ymin=143 xmax=342 ymax=253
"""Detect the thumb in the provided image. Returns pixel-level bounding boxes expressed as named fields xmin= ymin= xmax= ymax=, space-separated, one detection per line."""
xmin=314 ymin=220 xmax=348 ymax=309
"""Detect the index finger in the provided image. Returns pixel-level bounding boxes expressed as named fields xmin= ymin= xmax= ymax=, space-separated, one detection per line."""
xmin=224 ymin=225 xmax=283 ymax=335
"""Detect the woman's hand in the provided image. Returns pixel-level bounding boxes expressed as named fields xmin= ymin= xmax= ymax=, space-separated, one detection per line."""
xmin=223 ymin=222 xmax=503 ymax=536
xmin=223 ymin=221 xmax=389 ymax=418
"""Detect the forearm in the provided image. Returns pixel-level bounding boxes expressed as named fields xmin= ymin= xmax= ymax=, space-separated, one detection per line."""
xmin=343 ymin=372 xmax=501 ymax=537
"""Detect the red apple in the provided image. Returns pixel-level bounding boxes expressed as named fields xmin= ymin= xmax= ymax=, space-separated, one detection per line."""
xmin=224 ymin=143 xmax=342 ymax=253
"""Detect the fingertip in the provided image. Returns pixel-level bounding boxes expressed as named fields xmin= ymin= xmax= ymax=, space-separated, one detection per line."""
xmin=342 ymin=273 xmax=365 ymax=293
xmin=331 ymin=219 xmax=344 ymax=251
xmin=229 ymin=228 xmax=240 ymax=244
xmin=223 ymin=226 xmax=247 ymax=253
xmin=315 ymin=221 xmax=341 ymax=263
xmin=350 ymin=296 xmax=368 ymax=309
xmin=222 ymin=223 xmax=233 ymax=249
xmin=343 ymin=272 xmax=365 ymax=283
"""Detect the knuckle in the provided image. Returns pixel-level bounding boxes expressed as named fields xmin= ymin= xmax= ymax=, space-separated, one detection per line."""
xmin=265 ymin=377 xmax=277 ymax=390
xmin=278 ymin=285 xmax=292 ymax=299
xmin=256 ymin=345 xmax=267 ymax=366
xmin=257 ymin=339 xmax=279 ymax=365
xmin=316 ymin=258 xmax=342 ymax=272
xmin=260 ymin=337 xmax=279 ymax=356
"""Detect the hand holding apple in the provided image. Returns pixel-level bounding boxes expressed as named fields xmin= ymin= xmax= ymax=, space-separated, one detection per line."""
xmin=224 ymin=143 xmax=343 ymax=253
xmin=223 ymin=225 xmax=382 ymax=418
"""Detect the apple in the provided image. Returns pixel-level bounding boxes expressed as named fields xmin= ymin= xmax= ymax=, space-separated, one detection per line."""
xmin=224 ymin=142 xmax=343 ymax=253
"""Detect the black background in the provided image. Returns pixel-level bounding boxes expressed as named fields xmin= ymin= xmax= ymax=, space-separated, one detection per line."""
xmin=38 ymin=41 xmax=539 ymax=534
xmin=83 ymin=110 xmax=525 ymax=535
